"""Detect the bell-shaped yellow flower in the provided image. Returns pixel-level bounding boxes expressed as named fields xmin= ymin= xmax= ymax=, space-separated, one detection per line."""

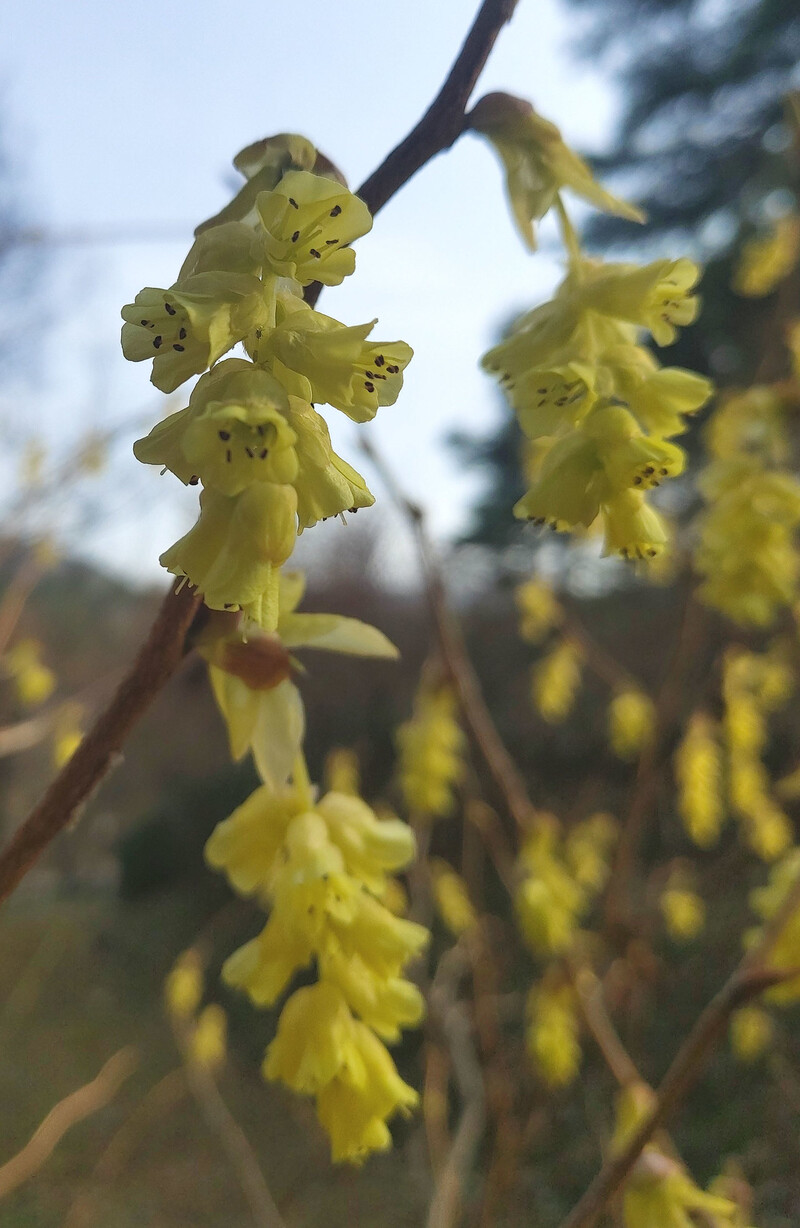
xmin=601 ymin=489 xmax=669 ymax=560
xmin=609 ymin=690 xmax=655 ymax=759
xmin=515 ymin=577 xmax=563 ymax=644
xmin=675 ymin=713 xmax=724 ymax=848
xmin=603 ymin=343 xmax=712 ymax=437
xmin=577 ymin=257 xmax=700 ymax=347
xmin=264 ymin=981 xmax=357 ymax=1094
xmin=284 ymin=397 xmax=375 ymax=528
xmin=267 ymin=308 xmax=413 ymax=423
xmin=564 ymin=813 xmax=618 ymax=894
xmin=205 ymin=783 xmax=306 ymax=897
xmin=532 ymin=640 xmax=583 ymax=723
xmin=469 ymin=92 xmax=643 ymax=250
xmin=396 ymin=683 xmax=465 ymax=818
xmin=189 ymin=1004 xmax=227 ymax=1071
xmin=525 ymin=976 xmax=581 ymax=1087
xmin=160 ymin=483 xmax=297 ymax=629
xmin=256 ymin=170 xmax=372 ymax=286
xmin=121 ymin=272 xmax=265 ymax=393
xmin=430 ymin=859 xmax=477 ymax=937
xmin=733 ymin=214 xmax=800 ymax=298
xmin=318 ymin=946 xmax=425 ymax=1042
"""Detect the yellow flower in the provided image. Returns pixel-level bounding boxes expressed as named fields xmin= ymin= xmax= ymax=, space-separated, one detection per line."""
xmin=165 ymin=949 xmax=204 ymax=1020
xmin=674 ymin=713 xmax=724 ymax=849
xmin=256 ymin=170 xmax=372 ymax=286
xmin=623 ymin=1151 xmax=739 ymax=1228
xmin=189 ymin=1004 xmax=227 ymax=1071
xmin=264 ymin=981 xmax=357 ymax=1093
xmin=121 ymin=272 xmax=265 ymax=393
xmin=6 ymin=639 xmax=56 ymax=708
xmin=396 ymin=683 xmax=465 ymax=818
xmin=324 ymin=747 xmax=360 ymax=795
xmin=430 ymin=859 xmax=477 ymax=936
xmin=747 ymin=848 xmax=800 ymax=1003
xmin=318 ymin=946 xmax=425 ymax=1042
xmin=564 ymin=813 xmax=618 ymax=894
xmin=660 ymin=884 xmax=705 ymax=943
xmin=160 ymin=483 xmax=297 ymax=630
xmin=516 ymin=819 xmax=586 ymax=956
xmin=602 ymin=343 xmax=712 ymax=438
xmin=601 ymin=489 xmax=669 ymax=561
xmin=733 ymin=214 xmax=800 ymax=298
xmin=577 ymin=257 xmax=701 ymax=347
xmin=205 ymin=783 xmax=306 ymax=898
xmin=469 ymin=92 xmax=643 ymax=250
xmin=609 ymin=690 xmax=655 ymax=759
xmin=532 ymin=640 xmax=583 ymax=723
xmin=730 ymin=1005 xmax=773 ymax=1062
xmin=194 ymin=133 xmax=318 ymax=233
xmin=525 ymin=976 xmax=581 ymax=1087
xmin=266 ymin=307 xmax=413 ymax=424
xmin=514 ymin=578 xmax=562 ymax=643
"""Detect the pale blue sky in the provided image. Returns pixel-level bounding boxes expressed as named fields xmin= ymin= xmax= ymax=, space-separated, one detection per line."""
xmin=2 ymin=0 xmax=624 ymax=583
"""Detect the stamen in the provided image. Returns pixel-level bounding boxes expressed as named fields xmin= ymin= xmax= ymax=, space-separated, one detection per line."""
xmin=330 ymin=205 xmax=342 ymax=217
xmin=165 ymin=303 xmax=176 ymax=316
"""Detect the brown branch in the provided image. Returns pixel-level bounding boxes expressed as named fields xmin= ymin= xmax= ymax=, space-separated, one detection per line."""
xmin=0 ymin=582 xmax=201 ymax=905
xmin=0 ymin=1047 xmax=138 ymax=1200
xmin=305 ymin=0 xmax=521 ymax=307
xmin=0 ymin=0 xmax=521 ymax=909
xmin=569 ymin=964 xmax=642 ymax=1089
xmin=361 ymin=434 xmax=537 ymax=832
xmin=558 ymin=877 xmax=800 ymax=1228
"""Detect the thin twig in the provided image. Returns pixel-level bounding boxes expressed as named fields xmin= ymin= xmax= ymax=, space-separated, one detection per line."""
xmin=0 ymin=582 xmax=201 ymax=905
xmin=426 ymin=945 xmax=486 ymax=1228
xmin=569 ymin=964 xmax=641 ymax=1089
xmin=305 ymin=0 xmax=521 ymax=308
xmin=0 ymin=1048 xmax=138 ymax=1200
xmin=362 ymin=434 xmax=537 ymax=832
xmin=0 ymin=0 xmax=521 ymax=909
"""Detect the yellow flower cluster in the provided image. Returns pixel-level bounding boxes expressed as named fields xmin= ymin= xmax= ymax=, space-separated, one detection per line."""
xmin=747 ymin=848 xmax=800 ymax=1005
xmin=695 ymin=387 xmax=800 ymax=626
xmin=532 ymin=639 xmax=583 ymax=723
xmin=674 ymin=712 xmax=724 ymax=849
xmin=165 ymin=949 xmax=228 ymax=1072
xmin=396 ymin=681 xmax=465 ymax=818
xmin=608 ymin=689 xmax=655 ymax=759
xmin=723 ymin=648 xmax=793 ymax=861
xmin=6 ymin=638 xmax=55 ymax=708
xmin=207 ymin=774 xmax=427 ymax=1162
xmin=472 ymin=99 xmax=710 ymax=561
xmin=525 ymin=973 xmax=581 ymax=1087
xmin=516 ymin=814 xmax=614 ymax=956
xmin=124 ymin=135 xmax=412 ymax=630
xmin=730 ymin=1005 xmax=773 ymax=1062
xmin=613 ymin=1085 xmax=741 ymax=1228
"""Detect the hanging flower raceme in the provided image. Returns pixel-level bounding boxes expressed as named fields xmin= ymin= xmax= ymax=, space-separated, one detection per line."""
xmin=674 ymin=712 xmax=725 ymax=849
xmin=532 ymin=638 xmax=583 ymax=723
xmin=515 ymin=816 xmax=587 ymax=956
xmin=723 ymin=648 xmax=794 ymax=861
xmin=396 ymin=680 xmax=465 ymax=818
xmin=124 ymin=134 xmax=413 ymax=625
xmin=206 ymin=764 xmax=428 ymax=1163
xmin=563 ymin=812 xmax=618 ymax=894
xmin=514 ymin=576 xmax=563 ymax=643
xmin=660 ymin=870 xmax=705 ymax=943
xmin=525 ymin=972 xmax=582 ymax=1087
xmin=746 ymin=848 xmax=800 ymax=1005
xmin=479 ymin=135 xmax=711 ymax=560
xmin=695 ymin=387 xmax=800 ymax=627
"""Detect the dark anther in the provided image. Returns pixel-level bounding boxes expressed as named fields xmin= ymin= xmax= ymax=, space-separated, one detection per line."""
xmin=188 ymin=475 xmax=199 ymax=485
xmin=365 ymin=370 xmax=375 ymax=379
xmin=387 ymin=364 xmax=399 ymax=374
xmin=330 ymin=205 xmax=342 ymax=217
xmin=140 ymin=318 xmax=148 ymax=326
xmin=375 ymin=354 xmax=385 ymax=366
xmin=226 ymin=449 xmax=232 ymax=463
xmin=538 ymin=387 xmax=547 ymax=394
xmin=172 ymin=343 xmax=185 ymax=352
xmin=255 ymin=328 xmax=262 ymax=339
xmin=179 ymin=327 xmax=187 ymax=340
xmin=165 ymin=302 xmax=176 ymax=316
xmin=364 ymin=381 xmax=375 ymax=393
xmin=245 ymin=447 xmax=254 ymax=458
xmin=326 ymin=238 xmax=337 ymax=245
xmin=288 ymin=197 xmax=299 ymax=209
xmin=634 ymin=476 xmax=642 ymax=485
xmin=218 ymin=430 xmax=231 ymax=441
xmin=259 ymin=448 xmax=268 ymax=459
xmin=309 ymin=248 xmax=321 ymax=259
xmin=644 ymin=466 xmax=654 ymax=475
xmin=348 ymin=506 xmax=358 ymax=513
xmin=291 ymin=230 xmax=300 ymax=242
xmin=153 ymin=336 xmax=163 ymax=348
xmin=660 ymin=467 xmax=669 ymax=475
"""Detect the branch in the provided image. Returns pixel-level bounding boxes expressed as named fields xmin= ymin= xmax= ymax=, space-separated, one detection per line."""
xmin=0 ymin=582 xmax=201 ymax=905
xmin=305 ymin=0 xmax=521 ymax=306
xmin=558 ymin=871 xmax=800 ymax=1228
xmin=0 ymin=0 xmax=520 ymax=909
xmin=0 ymin=1047 xmax=137 ymax=1200
xmin=361 ymin=434 xmax=537 ymax=832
